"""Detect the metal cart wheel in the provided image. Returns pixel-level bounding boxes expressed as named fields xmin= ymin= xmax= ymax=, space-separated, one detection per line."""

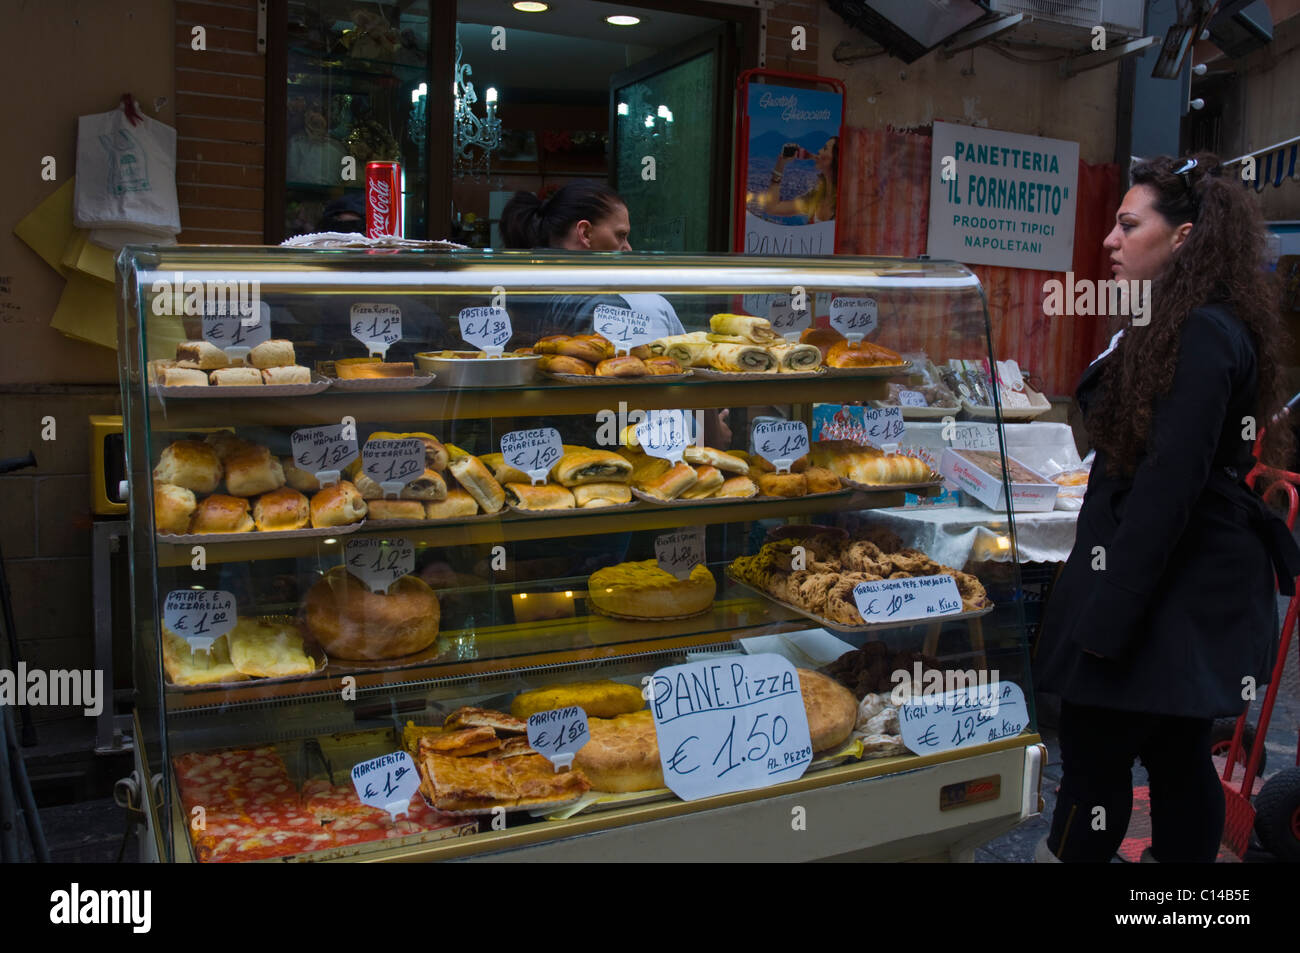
xmin=1253 ymin=767 xmax=1300 ymax=862
xmin=1211 ymin=717 xmax=1266 ymax=774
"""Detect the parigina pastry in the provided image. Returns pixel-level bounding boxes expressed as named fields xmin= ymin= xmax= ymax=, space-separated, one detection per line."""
xmin=587 ymin=559 xmax=715 ymax=619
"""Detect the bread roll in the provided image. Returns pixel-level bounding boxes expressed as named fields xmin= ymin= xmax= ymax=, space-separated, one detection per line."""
xmin=205 ymin=431 xmax=257 ymax=463
xmin=248 ymin=339 xmax=295 ymax=369
xmin=680 ymin=465 xmax=724 ymax=499
xmin=481 ymin=452 xmax=529 ymax=485
xmin=643 ymin=356 xmax=682 ymax=376
xmin=448 ymin=455 xmax=505 ymax=513
xmin=176 ymin=340 xmax=230 ymax=370
xmin=367 ymin=430 xmax=448 ymax=472
xmin=638 ymin=461 xmax=698 ymax=501
xmin=505 ymin=482 xmax=575 ymax=510
xmin=353 ymin=469 xmax=447 ymax=501
xmin=715 ymin=475 xmax=758 ymax=498
xmin=210 ymin=366 xmax=264 ymax=386
xmin=252 ymin=487 xmax=309 ymax=531
xmin=154 ymin=441 xmax=222 ymax=494
xmin=656 ymin=332 xmax=712 ymax=367
xmin=708 ymin=342 xmax=777 ymax=373
xmin=595 ymin=356 xmax=647 ymax=377
xmin=757 ymin=471 xmax=808 ymax=498
xmin=683 ymin=446 xmax=748 ymax=474
xmin=533 ymin=335 xmax=569 ymax=354
xmin=511 ymin=680 xmax=646 ymax=720
xmin=572 ymin=482 xmax=632 ymax=507
xmin=224 ymin=447 xmax=286 ymax=497
xmin=282 ymin=456 xmax=321 ymax=492
xmin=365 ymin=499 xmax=427 ymax=520
xmin=804 ymin=466 xmax=841 ymax=493
xmin=553 ymin=449 xmax=633 ymax=487
xmin=260 ymin=365 xmax=311 ymax=385
xmin=771 ymin=342 xmax=823 ymax=372
xmin=825 ymin=339 xmax=905 ymax=368
xmin=425 ymin=488 xmax=479 ymax=519
xmin=156 ymin=366 xmax=209 ymax=387
xmin=309 ymin=480 xmax=367 ymax=528
xmin=154 ymin=482 xmax=196 ymax=535
xmin=560 ymin=334 xmax=614 ymax=362
xmin=189 ymin=494 xmax=255 ymax=534
xmin=587 ymin=560 xmax=715 ymax=619
xmin=539 ymin=354 xmax=593 ymax=376
xmin=300 ymin=566 xmax=440 ymax=661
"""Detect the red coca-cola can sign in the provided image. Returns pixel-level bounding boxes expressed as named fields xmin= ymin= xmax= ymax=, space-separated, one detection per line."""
xmin=365 ymin=161 xmax=402 ymax=238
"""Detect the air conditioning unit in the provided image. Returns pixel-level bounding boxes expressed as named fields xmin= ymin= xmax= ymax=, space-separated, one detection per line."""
xmin=986 ymin=0 xmax=1145 ymax=49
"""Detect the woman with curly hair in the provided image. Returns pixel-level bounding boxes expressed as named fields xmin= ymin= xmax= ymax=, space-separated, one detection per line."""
xmin=1034 ymin=154 xmax=1300 ymax=863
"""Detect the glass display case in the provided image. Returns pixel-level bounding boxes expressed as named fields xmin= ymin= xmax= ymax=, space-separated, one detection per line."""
xmin=116 ymin=247 xmax=1044 ymax=863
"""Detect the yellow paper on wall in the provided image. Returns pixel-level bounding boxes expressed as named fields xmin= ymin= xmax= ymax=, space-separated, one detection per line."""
xmin=49 ymin=271 xmax=118 ymax=350
xmin=13 ymin=179 xmax=77 ymax=277
xmin=60 ymin=229 xmax=118 ymax=283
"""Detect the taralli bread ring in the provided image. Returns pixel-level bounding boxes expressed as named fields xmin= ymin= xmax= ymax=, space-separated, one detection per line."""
xmin=950 ymin=571 xmax=989 ymax=610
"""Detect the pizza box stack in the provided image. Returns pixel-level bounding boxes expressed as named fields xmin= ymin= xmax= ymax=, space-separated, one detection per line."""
xmin=939 ymin=448 xmax=1059 ymax=513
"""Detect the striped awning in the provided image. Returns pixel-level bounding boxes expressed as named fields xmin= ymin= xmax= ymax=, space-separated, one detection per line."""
xmin=1223 ymin=135 xmax=1300 ymax=192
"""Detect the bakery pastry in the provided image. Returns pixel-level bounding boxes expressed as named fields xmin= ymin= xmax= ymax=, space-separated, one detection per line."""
xmin=154 ymin=440 xmax=222 ymax=494
xmin=574 ymin=710 xmax=664 ymax=793
xmin=418 ymin=727 xmax=501 ymax=758
xmin=425 ymin=488 xmax=479 ymax=519
xmin=155 ymin=366 xmax=209 ymax=387
xmin=252 ymin=487 xmax=309 ymax=531
xmin=683 ymin=446 xmax=748 ymax=474
xmin=227 ymin=618 xmax=315 ymax=677
xmin=770 ymin=342 xmax=823 ymax=373
xmin=154 ymin=482 xmax=196 ymax=535
xmin=161 ymin=629 xmax=246 ymax=685
xmin=643 ymin=355 xmax=683 ymax=376
xmin=309 ymin=480 xmax=367 ymax=528
xmin=538 ymin=354 xmax=593 ymax=376
xmin=368 ymin=431 xmax=448 ymax=472
xmin=365 ymin=499 xmax=426 ymax=520
xmin=532 ymin=335 xmax=569 ymax=354
xmin=553 ymin=449 xmax=633 ymax=487
xmin=748 ymin=453 xmax=810 ymax=475
xmin=189 ymin=494 xmax=255 ymax=534
xmin=448 ymin=455 xmax=506 ymax=513
xmin=825 ymin=339 xmax=905 ymax=368
xmin=300 ymin=565 xmax=440 ymax=660
xmin=715 ymin=475 xmax=758 ymax=498
xmin=757 ymin=471 xmax=808 ymax=498
xmin=572 ymin=482 xmax=632 ymax=508
xmin=282 ymin=457 xmax=321 ymax=492
xmin=176 ymin=340 xmax=231 ymax=370
xmin=480 ymin=452 xmax=528 ymax=485
xmin=707 ymin=342 xmax=777 ymax=373
xmin=654 ymin=331 xmax=712 ymax=367
xmin=260 ymin=365 xmax=311 ymax=385
xmin=799 ymin=327 xmax=845 ymax=361
xmin=709 ymin=313 xmax=780 ymax=345
xmin=353 ymin=468 xmax=447 ymax=501
xmin=798 ymin=668 xmax=858 ymax=752
xmin=444 ymin=707 xmax=528 ymax=734
xmin=557 ymin=335 xmax=612 ymax=364
xmin=505 ymin=482 xmax=575 ymax=510
xmin=587 ymin=560 xmax=715 ymax=619
xmin=209 ymin=366 xmax=264 ymax=386
xmin=247 ymin=339 xmax=295 ymax=369
xmin=680 ymin=465 xmax=724 ymax=499
xmin=803 ymin=466 xmax=841 ymax=494
xmin=595 ymin=356 xmax=647 ymax=377
xmin=510 ymin=680 xmax=646 ymax=720
xmin=224 ymin=447 xmax=286 ymax=497
xmin=638 ymin=461 xmax=698 ymax=501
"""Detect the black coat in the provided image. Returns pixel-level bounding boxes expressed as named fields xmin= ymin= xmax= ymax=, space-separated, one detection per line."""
xmin=1034 ymin=304 xmax=1300 ymax=719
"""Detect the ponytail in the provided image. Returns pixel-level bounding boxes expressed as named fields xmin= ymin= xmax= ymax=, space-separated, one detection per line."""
xmin=499 ymin=181 xmax=626 ymax=249
xmin=499 ymin=191 xmax=545 ymax=249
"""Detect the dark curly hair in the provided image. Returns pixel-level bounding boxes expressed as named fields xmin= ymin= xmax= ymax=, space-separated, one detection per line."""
xmin=1088 ymin=152 xmax=1291 ymax=475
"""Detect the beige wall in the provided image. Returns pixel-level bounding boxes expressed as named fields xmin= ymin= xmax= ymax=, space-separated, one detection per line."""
xmin=816 ymin=6 xmax=1120 ymax=166
xmin=0 ymin=0 xmax=174 ymax=387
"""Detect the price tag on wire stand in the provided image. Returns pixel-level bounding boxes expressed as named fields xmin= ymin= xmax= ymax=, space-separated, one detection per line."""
xmin=350 ymin=303 xmax=402 ymax=358
xmin=458 ymin=306 xmax=512 ymax=356
xmin=163 ymin=589 xmax=237 ymax=654
xmin=851 ymin=574 xmax=963 ymax=625
xmin=829 ymin=296 xmax=878 ymax=342
xmin=655 ymin=527 xmax=705 ymax=580
xmin=750 ymin=418 xmax=809 ymax=473
xmin=500 ymin=427 xmax=563 ymax=485
xmin=648 ymin=653 xmax=813 ymax=801
xmin=592 ymin=304 xmax=655 ymax=355
xmin=291 ymin=424 xmax=359 ymax=487
xmin=526 ymin=707 xmax=590 ymax=772
xmin=636 ymin=409 xmax=691 ymax=464
xmin=361 ymin=438 xmax=425 ymax=498
xmin=898 ymin=389 xmax=927 ymax=408
xmin=202 ymin=299 xmax=270 ymax=364
xmin=768 ymin=296 xmax=811 ymax=342
xmin=351 ymin=751 xmax=420 ymax=821
xmin=345 ymin=537 xmax=415 ymax=594
xmin=898 ymin=682 xmax=1029 ymax=757
xmin=861 ymin=406 xmax=906 ymax=449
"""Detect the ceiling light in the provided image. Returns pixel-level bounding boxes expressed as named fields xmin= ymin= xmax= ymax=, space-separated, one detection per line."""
xmin=513 ymin=2 xmax=549 ymax=11
xmin=606 ymin=15 xmax=640 ymax=26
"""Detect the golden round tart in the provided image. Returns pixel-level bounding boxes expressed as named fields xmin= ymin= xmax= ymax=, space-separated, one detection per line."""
xmin=574 ymin=710 xmax=663 ymax=793
xmin=797 ymin=668 xmax=858 ymax=752
xmin=587 ymin=560 xmax=715 ymax=619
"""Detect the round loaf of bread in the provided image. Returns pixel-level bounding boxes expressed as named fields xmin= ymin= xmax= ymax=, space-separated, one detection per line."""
xmin=224 ymin=446 xmax=286 ymax=497
xmin=797 ymin=668 xmax=858 ymax=752
xmin=252 ymin=487 xmax=309 ymax=531
xmin=153 ymin=482 xmax=196 ymax=535
xmin=574 ymin=711 xmax=664 ymax=793
xmin=300 ymin=565 xmax=440 ymax=660
xmin=153 ymin=440 xmax=222 ymax=494
xmin=587 ymin=560 xmax=715 ymax=619
xmin=309 ymin=480 xmax=367 ymax=528
xmin=188 ymin=494 xmax=254 ymax=534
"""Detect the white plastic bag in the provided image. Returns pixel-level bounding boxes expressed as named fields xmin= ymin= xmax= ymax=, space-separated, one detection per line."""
xmin=74 ymin=99 xmax=180 ymax=236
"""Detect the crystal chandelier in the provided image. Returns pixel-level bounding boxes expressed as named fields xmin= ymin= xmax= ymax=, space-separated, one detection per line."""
xmin=454 ymin=34 xmax=501 ymax=178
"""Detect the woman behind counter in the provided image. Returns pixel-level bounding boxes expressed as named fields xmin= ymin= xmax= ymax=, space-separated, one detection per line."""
xmin=1034 ymin=154 xmax=1300 ymax=863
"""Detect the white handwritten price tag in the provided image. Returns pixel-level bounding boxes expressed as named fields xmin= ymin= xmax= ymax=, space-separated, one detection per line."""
xmin=202 ymin=299 xmax=270 ymax=363
xmin=526 ymin=706 xmax=590 ymax=772
xmin=655 ymin=527 xmax=704 ymax=580
xmin=951 ymin=423 xmax=1000 ymax=451
xmin=500 ymin=427 xmax=563 ymax=485
xmin=291 ymin=424 xmax=359 ymax=487
xmin=636 ymin=409 xmax=690 ymax=464
xmin=345 ymin=537 xmax=415 ymax=594
xmin=362 ymin=438 xmax=425 ymax=498
xmin=351 ymin=751 xmax=420 ymax=821
xmin=163 ymin=589 xmax=237 ymax=654
xmin=852 ymin=575 xmax=963 ymax=625
xmin=898 ymin=389 xmax=927 ymax=407
xmin=350 ymin=303 xmax=402 ymax=357
xmin=649 ymin=654 xmax=813 ymax=801
xmin=861 ymin=406 xmax=906 ymax=449
xmin=898 ymin=682 xmax=1029 ymax=756
xmin=830 ymin=296 xmax=878 ymax=341
xmin=768 ymin=296 xmax=811 ymax=341
xmin=751 ymin=419 xmax=809 ymax=472
xmin=592 ymin=304 xmax=654 ymax=355
xmin=458 ymin=306 xmax=512 ymax=356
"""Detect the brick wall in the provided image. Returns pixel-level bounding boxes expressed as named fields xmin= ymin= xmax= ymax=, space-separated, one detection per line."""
xmin=767 ymin=0 xmax=820 ymax=75
xmin=175 ymin=0 xmax=266 ymax=243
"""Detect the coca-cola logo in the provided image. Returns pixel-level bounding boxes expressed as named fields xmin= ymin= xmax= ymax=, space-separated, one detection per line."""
xmin=368 ymin=179 xmax=391 ymax=215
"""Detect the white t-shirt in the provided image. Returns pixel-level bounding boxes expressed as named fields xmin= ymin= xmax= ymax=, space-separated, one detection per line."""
xmin=619 ymin=292 xmax=685 ymax=337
